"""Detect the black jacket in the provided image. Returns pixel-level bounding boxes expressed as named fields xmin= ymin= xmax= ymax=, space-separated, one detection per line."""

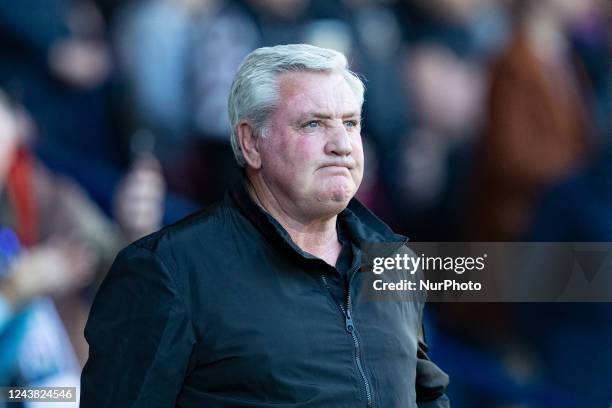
xmin=81 ymin=176 xmax=450 ymax=407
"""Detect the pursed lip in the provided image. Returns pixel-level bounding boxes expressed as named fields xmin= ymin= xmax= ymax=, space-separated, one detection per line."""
xmin=318 ymin=162 xmax=354 ymax=171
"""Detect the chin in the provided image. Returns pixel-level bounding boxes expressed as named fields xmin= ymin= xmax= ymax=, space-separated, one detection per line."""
xmin=318 ymin=182 xmax=355 ymax=205
xmin=330 ymin=190 xmax=353 ymax=203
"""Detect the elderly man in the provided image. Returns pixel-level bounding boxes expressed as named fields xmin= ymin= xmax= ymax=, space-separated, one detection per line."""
xmin=81 ymin=44 xmax=449 ymax=407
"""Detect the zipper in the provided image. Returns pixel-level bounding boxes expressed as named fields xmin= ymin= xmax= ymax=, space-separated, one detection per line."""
xmin=321 ymin=272 xmax=373 ymax=407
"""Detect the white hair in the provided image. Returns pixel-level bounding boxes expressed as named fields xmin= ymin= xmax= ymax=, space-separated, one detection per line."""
xmin=228 ymin=43 xmax=365 ymax=167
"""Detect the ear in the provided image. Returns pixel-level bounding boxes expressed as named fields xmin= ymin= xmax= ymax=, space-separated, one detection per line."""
xmin=237 ymin=121 xmax=262 ymax=169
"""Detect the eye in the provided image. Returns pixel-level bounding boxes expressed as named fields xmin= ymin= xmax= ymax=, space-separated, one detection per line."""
xmin=303 ymin=120 xmax=321 ymax=129
xmin=343 ymin=120 xmax=359 ymax=129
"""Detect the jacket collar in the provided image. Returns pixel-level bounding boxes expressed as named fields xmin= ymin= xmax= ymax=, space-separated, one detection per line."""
xmin=227 ymin=172 xmax=406 ymax=255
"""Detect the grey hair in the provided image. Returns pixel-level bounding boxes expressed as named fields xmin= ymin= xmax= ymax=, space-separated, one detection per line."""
xmin=228 ymin=43 xmax=365 ymax=167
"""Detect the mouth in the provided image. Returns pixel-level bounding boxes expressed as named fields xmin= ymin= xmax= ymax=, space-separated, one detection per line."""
xmin=317 ymin=165 xmax=354 ymax=179
xmin=319 ymin=163 xmax=354 ymax=171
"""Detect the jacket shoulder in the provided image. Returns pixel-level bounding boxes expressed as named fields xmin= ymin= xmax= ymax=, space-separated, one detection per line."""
xmin=124 ymin=201 xmax=241 ymax=273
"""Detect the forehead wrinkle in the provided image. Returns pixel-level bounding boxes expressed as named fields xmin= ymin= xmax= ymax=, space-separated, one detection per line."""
xmin=277 ymin=72 xmax=360 ymax=119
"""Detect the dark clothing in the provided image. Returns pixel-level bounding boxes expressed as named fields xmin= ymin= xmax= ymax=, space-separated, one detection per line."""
xmin=81 ymin=176 xmax=450 ymax=407
xmin=335 ymin=219 xmax=354 ymax=283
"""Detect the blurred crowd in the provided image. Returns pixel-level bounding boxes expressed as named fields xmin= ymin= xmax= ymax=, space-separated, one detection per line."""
xmin=1 ymin=0 xmax=611 ymax=406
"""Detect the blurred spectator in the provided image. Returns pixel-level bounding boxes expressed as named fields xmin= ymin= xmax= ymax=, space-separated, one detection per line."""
xmin=347 ymin=0 xmax=509 ymax=235
xmin=397 ymin=0 xmax=510 ymax=59
xmin=0 ymin=228 xmax=90 ymax=400
xmin=370 ymin=40 xmax=486 ymax=240
xmin=115 ymin=0 xmax=212 ymax=153
xmin=170 ymin=0 xmax=260 ymax=203
xmin=0 ymin=0 xmax=117 ymax=167
xmin=0 ymin=90 xmax=165 ymax=371
xmin=468 ymin=0 xmax=595 ymax=241
xmin=400 ymin=43 xmax=484 ymax=210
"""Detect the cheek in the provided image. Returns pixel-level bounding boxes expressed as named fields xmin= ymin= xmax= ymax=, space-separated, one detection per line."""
xmin=352 ymin=141 xmax=365 ymax=184
xmin=294 ymin=138 xmax=319 ymax=163
xmin=352 ymin=140 xmax=365 ymax=167
xmin=261 ymin=134 xmax=311 ymax=179
xmin=267 ymin=130 xmax=310 ymax=158
xmin=283 ymin=134 xmax=322 ymax=170
xmin=353 ymin=140 xmax=364 ymax=161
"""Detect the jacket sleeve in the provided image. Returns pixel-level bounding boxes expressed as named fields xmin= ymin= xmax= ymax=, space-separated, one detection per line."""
xmin=416 ymin=325 xmax=450 ymax=408
xmin=80 ymin=245 xmax=195 ymax=408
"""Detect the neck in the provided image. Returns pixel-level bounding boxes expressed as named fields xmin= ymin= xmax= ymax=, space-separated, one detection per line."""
xmin=246 ymin=171 xmax=342 ymax=266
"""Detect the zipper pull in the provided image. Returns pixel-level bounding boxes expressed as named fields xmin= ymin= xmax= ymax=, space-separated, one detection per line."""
xmin=345 ymin=309 xmax=354 ymax=333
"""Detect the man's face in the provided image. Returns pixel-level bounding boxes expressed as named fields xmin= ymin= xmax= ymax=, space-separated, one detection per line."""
xmin=257 ymin=71 xmax=364 ymax=220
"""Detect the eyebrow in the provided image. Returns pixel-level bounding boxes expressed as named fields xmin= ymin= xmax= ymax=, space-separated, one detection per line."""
xmin=300 ymin=111 xmax=361 ymax=120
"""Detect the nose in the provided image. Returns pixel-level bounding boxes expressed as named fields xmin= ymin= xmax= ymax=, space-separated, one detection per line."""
xmin=324 ymin=124 xmax=352 ymax=157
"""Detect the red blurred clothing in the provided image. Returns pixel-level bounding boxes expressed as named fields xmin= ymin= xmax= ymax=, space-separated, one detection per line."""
xmin=1 ymin=146 xmax=121 ymax=263
xmin=471 ymin=27 xmax=591 ymax=240
xmin=5 ymin=147 xmax=37 ymax=247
